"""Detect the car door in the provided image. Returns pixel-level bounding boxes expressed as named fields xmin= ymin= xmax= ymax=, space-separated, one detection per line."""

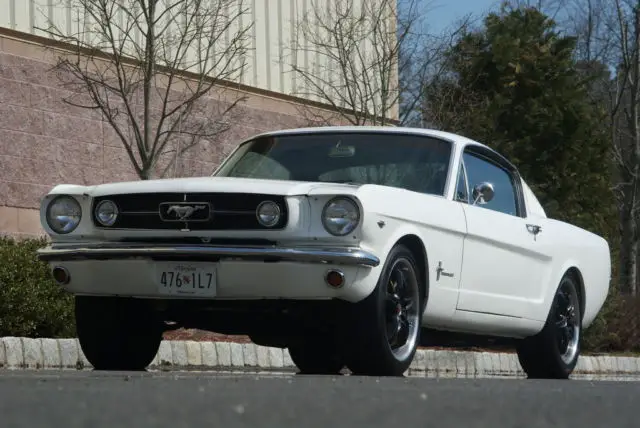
xmin=455 ymin=147 xmax=548 ymax=319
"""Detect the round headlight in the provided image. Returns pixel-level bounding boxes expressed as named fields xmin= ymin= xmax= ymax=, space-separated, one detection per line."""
xmin=46 ymin=195 xmax=82 ymax=234
xmin=256 ymin=200 xmax=281 ymax=227
xmin=322 ymin=197 xmax=360 ymax=236
xmin=95 ymin=200 xmax=119 ymax=227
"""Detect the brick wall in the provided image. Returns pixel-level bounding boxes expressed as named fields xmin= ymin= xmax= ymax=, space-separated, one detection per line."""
xmin=0 ymin=33 xmax=336 ymax=237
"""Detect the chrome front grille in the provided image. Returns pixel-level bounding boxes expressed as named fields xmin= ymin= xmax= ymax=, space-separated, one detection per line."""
xmin=90 ymin=192 xmax=288 ymax=231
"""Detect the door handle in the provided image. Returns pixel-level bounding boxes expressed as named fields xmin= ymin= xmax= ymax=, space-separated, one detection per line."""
xmin=526 ymin=224 xmax=542 ymax=235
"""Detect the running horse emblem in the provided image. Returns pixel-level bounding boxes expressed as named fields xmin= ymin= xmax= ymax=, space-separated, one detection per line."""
xmin=166 ymin=204 xmax=207 ymax=221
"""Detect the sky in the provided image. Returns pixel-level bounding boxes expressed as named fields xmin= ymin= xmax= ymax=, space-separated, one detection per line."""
xmin=422 ymin=0 xmax=503 ymax=34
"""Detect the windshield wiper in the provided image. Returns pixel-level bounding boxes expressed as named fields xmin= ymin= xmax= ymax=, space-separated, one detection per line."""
xmin=322 ymin=180 xmax=362 ymax=185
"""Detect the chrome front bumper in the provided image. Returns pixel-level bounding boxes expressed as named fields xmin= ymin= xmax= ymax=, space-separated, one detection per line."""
xmin=36 ymin=242 xmax=381 ymax=267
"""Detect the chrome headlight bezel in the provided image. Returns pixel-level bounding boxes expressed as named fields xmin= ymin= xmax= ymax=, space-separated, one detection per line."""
xmin=45 ymin=195 xmax=82 ymax=234
xmin=256 ymin=200 xmax=282 ymax=227
xmin=94 ymin=199 xmax=119 ymax=227
xmin=321 ymin=196 xmax=361 ymax=236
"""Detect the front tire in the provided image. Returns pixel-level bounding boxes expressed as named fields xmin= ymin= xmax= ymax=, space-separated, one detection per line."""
xmin=75 ymin=296 xmax=163 ymax=371
xmin=516 ymin=273 xmax=582 ymax=379
xmin=345 ymin=244 xmax=424 ymax=376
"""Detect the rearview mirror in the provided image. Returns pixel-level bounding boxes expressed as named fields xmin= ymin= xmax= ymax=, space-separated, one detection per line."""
xmin=472 ymin=182 xmax=495 ymax=205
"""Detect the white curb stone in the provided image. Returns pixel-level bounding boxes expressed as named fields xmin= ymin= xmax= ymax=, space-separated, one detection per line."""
xmin=607 ymin=356 xmax=619 ymax=372
xmin=489 ymin=352 xmax=502 ymax=374
xmin=156 ymin=341 xmax=173 ymax=367
xmin=504 ymin=353 xmax=520 ymax=376
xmin=626 ymin=357 xmax=635 ymax=373
xmin=1 ymin=337 xmax=640 ymax=377
xmin=474 ymin=352 xmax=490 ymax=376
xmin=438 ymin=351 xmax=457 ymax=376
xmin=58 ymin=339 xmax=79 ymax=368
xmin=282 ymin=349 xmax=294 ymax=368
xmin=255 ymin=345 xmax=270 ymax=368
xmin=3 ymin=337 xmax=24 ymax=368
xmin=201 ymin=342 xmax=217 ymax=367
xmin=229 ymin=343 xmax=245 ymax=367
xmin=242 ymin=343 xmax=257 ymax=367
xmin=185 ymin=341 xmax=202 ymax=366
xmin=482 ymin=352 xmax=495 ymax=375
xmin=215 ymin=342 xmax=232 ymax=367
xmin=575 ymin=355 xmax=589 ymax=372
xmin=458 ymin=351 xmax=475 ymax=376
xmin=268 ymin=347 xmax=284 ymax=369
xmin=424 ymin=349 xmax=439 ymax=374
xmin=170 ymin=341 xmax=188 ymax=367
xmin=618 ymin=357 xmax=632 ymax=373
xmin=409 ymin=349 xmax=426 ymax=372
xmin=593 ymin=356 xmax=604 ymax=373
xmin=23 ymin=338 xmax=43 ymax=369
xmin=77 ymin=342 xmax=90 ymax=369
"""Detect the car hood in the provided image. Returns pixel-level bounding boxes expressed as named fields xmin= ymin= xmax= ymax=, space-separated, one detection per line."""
xmin=50 ymin=176 xmax=362 ymax=198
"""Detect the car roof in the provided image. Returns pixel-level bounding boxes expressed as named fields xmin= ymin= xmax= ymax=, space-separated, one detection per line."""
xmin=250 ymin=125 xmax=488 ymax=150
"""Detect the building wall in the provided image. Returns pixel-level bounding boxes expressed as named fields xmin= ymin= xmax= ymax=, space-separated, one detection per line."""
xmin=0 ymin=0 xmax=397 ymax=237
xmin=0 ymin=31 xmax=342 ymax=237
xmin=0 ymin=0 xmax=398 ymax=113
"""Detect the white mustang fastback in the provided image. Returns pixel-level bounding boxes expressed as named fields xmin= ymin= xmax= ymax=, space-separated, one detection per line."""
xmin=37 ymin=126 xmax=611 ymax=378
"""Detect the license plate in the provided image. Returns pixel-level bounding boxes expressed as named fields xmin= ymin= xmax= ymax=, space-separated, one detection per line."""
xmin=155 ymin=262 xmax=217 ymax=297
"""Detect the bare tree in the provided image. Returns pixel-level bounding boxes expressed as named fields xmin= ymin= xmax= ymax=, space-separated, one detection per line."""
xmin=567 ymin=0 xmax=640 ymax=295
xmin=39 ymin=0 xmax=252 ymax=179
xmin=416 ymin=14 xmax=480 ymax=131
xmin=566 ymin=0 xmax=614 ymax=63
xmin=607 ymin=0 xmax=640 ymax=296
xmin=506 ymin=0 xmax=571 ymax=20
xmin=287 ymin=0 xmax=432 ymax=126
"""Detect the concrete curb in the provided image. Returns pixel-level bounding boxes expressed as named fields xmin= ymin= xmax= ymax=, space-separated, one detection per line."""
xmin=1 ymin=337 xmax=639 ymax=377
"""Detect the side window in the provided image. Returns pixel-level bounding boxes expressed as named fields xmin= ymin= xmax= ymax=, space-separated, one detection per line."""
xmin=455 ymin=163 xmax=469 ymax=203
xmin=463 ymin=151 xmax=518 ymax=216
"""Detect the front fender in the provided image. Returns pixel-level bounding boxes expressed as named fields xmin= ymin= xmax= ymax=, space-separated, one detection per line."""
xmin=352 ymin=220 xmax=428 ymax=302
xmin=353 ymin=187 xmax=467 ymax=308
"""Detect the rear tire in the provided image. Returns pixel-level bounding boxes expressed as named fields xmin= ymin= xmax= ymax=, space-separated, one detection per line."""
xmin=345 ymin=244 xmax=424 ymax=377
xmin=516 ymin=273 xmax=582 ymax=379
xmin=75 ymin=296 xmax=163 ymax=371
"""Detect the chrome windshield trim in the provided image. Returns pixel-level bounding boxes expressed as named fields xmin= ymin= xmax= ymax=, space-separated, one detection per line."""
xmin=36 ymin=243 xmax=380 ymax=267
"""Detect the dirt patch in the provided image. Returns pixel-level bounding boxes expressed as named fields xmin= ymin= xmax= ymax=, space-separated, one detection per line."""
xmin=163 ymin=329 xmax=251 ymax=344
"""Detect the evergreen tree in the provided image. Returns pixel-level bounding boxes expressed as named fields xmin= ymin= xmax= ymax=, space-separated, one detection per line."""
xmin=425 ymin=4 xmax=617 ymax=240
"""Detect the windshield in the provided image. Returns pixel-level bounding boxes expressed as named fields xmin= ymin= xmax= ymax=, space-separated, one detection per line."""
xmin=214 ymin=131 xmax=452 ymax=195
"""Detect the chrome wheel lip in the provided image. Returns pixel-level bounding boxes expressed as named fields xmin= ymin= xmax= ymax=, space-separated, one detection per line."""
xmin=384 ymin=257 xmax=420 ymax=362
xmin=555 ymin=279 xmax=580 ymax=365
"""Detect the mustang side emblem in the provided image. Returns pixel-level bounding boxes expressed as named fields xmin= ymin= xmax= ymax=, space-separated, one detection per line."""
xmin=436 ymin=261 xmax=454 ymax=280
xmin=166 ymin=204 xmax=207 ymax=220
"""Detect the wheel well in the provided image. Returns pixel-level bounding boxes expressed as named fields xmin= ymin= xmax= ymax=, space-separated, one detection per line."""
xmin=395 ymin=235 xmax=428 ymax=301
xmin=566 ymin=267 xmax=585 ymax=322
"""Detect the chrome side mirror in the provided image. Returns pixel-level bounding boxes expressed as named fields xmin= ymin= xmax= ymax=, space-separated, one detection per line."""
xmin=472 ymin=182 xmax=495 ymax=205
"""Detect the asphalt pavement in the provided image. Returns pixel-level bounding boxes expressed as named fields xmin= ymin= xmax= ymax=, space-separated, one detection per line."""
xmin=0 ymin=370 xmax=638 ymax=428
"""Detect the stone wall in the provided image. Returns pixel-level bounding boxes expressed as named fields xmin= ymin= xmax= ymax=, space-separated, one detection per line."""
xmin=0 ymin=32 xmax=336 ymax=237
